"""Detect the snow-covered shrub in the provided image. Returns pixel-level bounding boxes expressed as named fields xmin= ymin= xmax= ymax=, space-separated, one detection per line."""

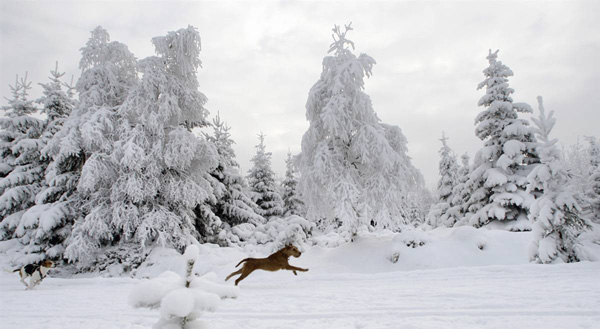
xmin=393 ymin=230 xmax=430 ymax=249
xmin=77 ymin=243 xmax=149 ymax=276
xmin=130 ymin=245 xmax=239 ymax=329
xmin=311 ymin=231 xmax=352 ymax=248
xmin=220 ymin=215 xmax=314 ymax=252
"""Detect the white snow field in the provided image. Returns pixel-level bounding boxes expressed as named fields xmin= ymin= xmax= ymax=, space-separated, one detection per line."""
xmin=2 ymin=227 xmax=600 ymax=329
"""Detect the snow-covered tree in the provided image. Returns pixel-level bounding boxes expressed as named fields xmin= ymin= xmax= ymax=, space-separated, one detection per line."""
xmin=297 ymin=24 xmax=422 ymax=237
xmin=435 ymin=132 xmax=459 ymax=203
xmin=527 ymin=96 xmax=589 ymax=263
xmin=427 ymin=132 xmax=460 ymax=228
xmin=0 ymin=74 xmax=44 ymax=240
xmin=588 ymin=166 xmax=600 ymax=222
xmin=463 ymin=49 xmax=537 ymax=230
xmin=564 ymin=138 xmax=593 ymax=197
xmin=281 ymin=150 xmax=304 ymax=217
xmin=66 ymin=26 xmax=218 ymax=264
xmin=16 ymin=63 xmax=76 ymax=262
xmin=583 ymin=136 xmax=600 ymax=221
xmin=30 ymin=26 xmax=137 ymax=266
xmin=247 ymin=132 xmax=284 ymax=219
xmin=451 ymin=153 xmax=471 ymax=207
xmin=586 ymin=136 xmax=600 ymax=169
xmin=204 ymin=113 xmax=263 ymax=229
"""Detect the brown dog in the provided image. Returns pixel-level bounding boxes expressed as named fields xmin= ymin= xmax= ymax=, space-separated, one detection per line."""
xmin=225 ymin=244 xmax=309 ymax=285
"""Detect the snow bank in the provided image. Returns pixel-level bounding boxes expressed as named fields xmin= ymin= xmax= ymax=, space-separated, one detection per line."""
xmin=130 ymin=226 xmax=600 ymax=285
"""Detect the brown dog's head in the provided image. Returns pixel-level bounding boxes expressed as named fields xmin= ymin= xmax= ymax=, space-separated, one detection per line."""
xmin=41 ymin=260 xmax=55 ymax=268
xmin=283 ymin=244 xmax=301 ymax=258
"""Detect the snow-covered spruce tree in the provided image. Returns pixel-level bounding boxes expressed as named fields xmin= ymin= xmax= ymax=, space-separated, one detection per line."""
xmin=527 ymin=96 xmax=590 ymax=263
xmin=204 ymin=113 xmax=263 ymax=229
xmin=296 ymin=24 xmax=422 ymax=237
xmin=463 ymin=49 xmax=537 ymax=230
xmin=31 ymin=26 xmax=137 ymax=266
xmin=66 ymin=26 xmax=219 ymax=265
xmin=281 ymin=150 xmax=304 ymax=217
xmin=435 ymin=132 xmax=459 ymax=203
xmin=247 ymin=132 xmax=284 ymax=219
xmin=0 ymin=74 xmax=44 ymax=240
xmin=438 ymin=153 xmax=472 ymax=226
xmin=427 ymin=132 xmax=460 ymax=228
xmin=17 ymin=63 xmax=76 ymax=262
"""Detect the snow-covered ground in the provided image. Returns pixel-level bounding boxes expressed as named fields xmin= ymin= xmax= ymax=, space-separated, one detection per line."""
xmin=2 ymin=227 xmax=600 ymax=329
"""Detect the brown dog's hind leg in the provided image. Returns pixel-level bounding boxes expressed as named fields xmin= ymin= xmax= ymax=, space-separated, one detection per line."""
xmin=234 ymin=266 xmax=255 ymax=286
xmin=225 ymin=269 xmax=243 ymax=282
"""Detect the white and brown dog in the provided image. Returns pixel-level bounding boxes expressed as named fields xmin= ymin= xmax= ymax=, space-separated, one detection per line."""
xmin=13 ymin=260 xmax=54 ymax=289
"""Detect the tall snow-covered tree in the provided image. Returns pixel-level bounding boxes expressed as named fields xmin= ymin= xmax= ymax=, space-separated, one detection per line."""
xmin=36 ymin=26 xmax=137 ymax=265
xmin=527 ymin=96 xmax=589 ymax=263
xmin=16 ymin=63 xmax=76 ymax=262
xmin=281 ymin=150 xmax=304 ymax=217
xmin=0 ymin=74 xmax=44 ymax=240
xmin=204 ymin=113 xmax=263 ymax=229
xmin=247 ymin=132 xmax=284 ymax=219
xmin=65 ymin=26 xmax=218 ymax=264
xmin=463 ymin=49 xmax=537 ymax=230
xmin=296 ymin=24 xmax=422 ymax=237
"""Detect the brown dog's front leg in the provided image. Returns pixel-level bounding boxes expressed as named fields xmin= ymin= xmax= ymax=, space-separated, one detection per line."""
xmin=286 ymin=265 xmax=308 ymax=273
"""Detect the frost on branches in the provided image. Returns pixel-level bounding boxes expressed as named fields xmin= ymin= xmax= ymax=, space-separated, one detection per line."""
xmin=247 ymin=132 xmax=284 ymax=219
xmin=463 ymin=50 xmax=537 ymax=230
xmin=296 ymin=24 xmax=422 ymax=237
xmin=17 ymin=63 xmax=76 ymax=263
xmin=129 ymin=245 xmax=239 ymax=329
xmin=66 ymin=26 xmax=219 ymax=265
xmin=0 ymin=74 xmax=44 ymax=241
xmin=527 ymin=97 xmax=589 ymax=263
xmin=281 ymin=150 xmax=304 ymax=217
xmin=204 ymin=113 xmax=263 ymax=230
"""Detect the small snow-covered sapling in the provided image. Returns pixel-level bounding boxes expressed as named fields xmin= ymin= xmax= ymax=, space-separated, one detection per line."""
xmin=129 ymin=245 xmax=239 ymax=329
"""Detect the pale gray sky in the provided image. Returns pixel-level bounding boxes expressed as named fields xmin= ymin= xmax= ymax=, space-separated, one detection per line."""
xmin=1 ymin=0 xmax=599 ymax=187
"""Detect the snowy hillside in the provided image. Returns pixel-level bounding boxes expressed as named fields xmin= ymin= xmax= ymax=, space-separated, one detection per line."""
xmin=2 ymin=227 xmax=600 ymax=329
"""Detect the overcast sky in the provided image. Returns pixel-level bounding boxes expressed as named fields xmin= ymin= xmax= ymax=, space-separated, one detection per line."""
xmin=1 ymin=0 xmax=599 ymax=187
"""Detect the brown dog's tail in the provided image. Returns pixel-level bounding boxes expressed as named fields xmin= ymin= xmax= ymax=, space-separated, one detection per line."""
xmin=235 ymin=258 xmax=250 ymax=267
